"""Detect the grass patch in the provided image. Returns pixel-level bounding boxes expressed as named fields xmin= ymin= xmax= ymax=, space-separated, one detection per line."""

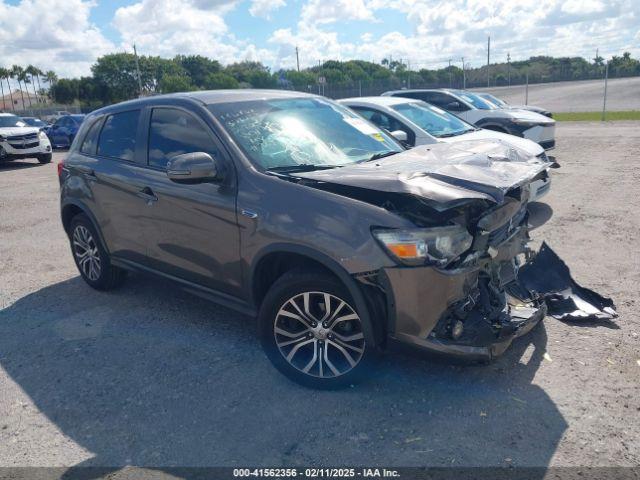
xmin=554 ymin=111 xmax=640 ymax=121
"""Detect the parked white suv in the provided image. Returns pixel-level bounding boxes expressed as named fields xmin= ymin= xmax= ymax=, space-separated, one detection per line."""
xmin=339 ymin=96 xmax=553 ymax=200
xmin=382 ymin=89 xmax=556 ymax=150
xmin=0 ymin=113 xmax=52 ymax=164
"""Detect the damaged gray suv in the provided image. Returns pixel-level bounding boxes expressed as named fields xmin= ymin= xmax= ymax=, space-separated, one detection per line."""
xmin=59 ymin=90 xmax=615 ymax=389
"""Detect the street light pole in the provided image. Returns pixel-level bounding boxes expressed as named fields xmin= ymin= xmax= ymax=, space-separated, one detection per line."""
xmin=133 ymin=44 xmax=143 ymax=98
xmin=487 ymin=35 xmax=490 ymax=87
xmin=461 ymin=57 xmax=465 ymax=89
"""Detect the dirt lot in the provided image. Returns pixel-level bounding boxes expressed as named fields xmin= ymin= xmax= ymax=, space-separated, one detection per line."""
xmin=477 ymin=76 xmax=640 ymax=112
xmin=0 ymin=122 xmax=639 ymax=473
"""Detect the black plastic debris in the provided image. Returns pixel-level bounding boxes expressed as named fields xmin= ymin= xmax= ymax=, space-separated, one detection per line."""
xmin=515 ymin=242 xmax=618 ymax=321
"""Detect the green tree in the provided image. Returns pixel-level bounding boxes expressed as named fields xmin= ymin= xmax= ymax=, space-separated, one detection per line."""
xmin=203 ymin=72 xmax=239 ymax=89
xmin=51 ymin=78 xmax=79 ymax=104
xmin=176 ymin=55 xmax=222 ymax=88
xmin=159 ymin=74 xmax=194 ymax=93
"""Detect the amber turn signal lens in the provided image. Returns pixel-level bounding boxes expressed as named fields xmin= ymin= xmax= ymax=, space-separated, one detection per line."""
xmin=387 ymin=243 xmax=419 ymax=258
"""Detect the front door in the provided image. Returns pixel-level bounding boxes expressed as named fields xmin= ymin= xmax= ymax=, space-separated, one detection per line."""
xmin=136 ymin=106 xmax=242 ymax=296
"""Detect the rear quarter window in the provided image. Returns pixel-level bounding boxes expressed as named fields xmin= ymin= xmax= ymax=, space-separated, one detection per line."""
xmin=79 ymin=119 xmax=103 ymax=155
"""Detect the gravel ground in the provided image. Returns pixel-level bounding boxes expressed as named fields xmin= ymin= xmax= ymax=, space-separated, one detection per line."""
xmin=476 ymin=76 xmax=640 ymax=112
xmin=0 ymin=122 xmax=639 ymax=473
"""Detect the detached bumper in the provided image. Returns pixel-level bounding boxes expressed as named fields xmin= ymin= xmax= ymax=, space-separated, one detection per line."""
xmin=379 ymin=230 xmax=546 ymax=361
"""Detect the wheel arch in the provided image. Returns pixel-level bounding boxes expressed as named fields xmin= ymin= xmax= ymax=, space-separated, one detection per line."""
xmin=250 ymin=244 xmax=381 ymax=347
xmin=61 ymin=200 xmax=110 ymax=254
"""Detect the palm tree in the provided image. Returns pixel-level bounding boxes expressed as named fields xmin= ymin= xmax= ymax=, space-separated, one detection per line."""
xmin=18 ymin=69 xmax=33 ymax=108
xmin=45 ymin=70 xmax=57 ymax=87
xmin=34 ymin=67 xmax=44 ymax=99
xmin=1 ymin=68 xmax=14 ymax=111
xmin=26 ymin=65 xmax=39 ymax=103
xmin=0 ymin=67 xmax=7 ymax=111
xmin=10 ymin=65 xmax=26 ymax=110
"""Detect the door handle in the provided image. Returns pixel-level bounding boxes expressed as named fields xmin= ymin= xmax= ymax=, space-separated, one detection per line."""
xmin=137 ymin=186 xmax=158 ymax=204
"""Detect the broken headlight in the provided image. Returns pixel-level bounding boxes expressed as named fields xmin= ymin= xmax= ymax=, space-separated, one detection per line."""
xmin=373 ymin=226 xmax=473 ymax=267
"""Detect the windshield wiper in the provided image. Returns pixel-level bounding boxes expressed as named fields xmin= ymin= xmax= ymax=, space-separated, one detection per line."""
xmin=266 ymin=164 xmax=338 ymax=173
xmin=362 ymin=150 xmax=400 ymax=163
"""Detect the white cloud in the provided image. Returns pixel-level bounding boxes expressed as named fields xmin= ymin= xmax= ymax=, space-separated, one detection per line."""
xmin=249 ymin=0 xmax=286 ymax=19
xmin=0 ymin=0 xmax=114 ymax=78
xmin=301 ymin=0 xmax=376 ymax=24
xmin=271 ymin=0 xmax=640 ymax=70
xmin=113 ymin=0 xmax=278 ymax=66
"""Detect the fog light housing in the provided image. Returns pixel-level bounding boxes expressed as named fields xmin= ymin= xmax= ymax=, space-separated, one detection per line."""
xmin=451 ymin=320 xmax=464 ymax=339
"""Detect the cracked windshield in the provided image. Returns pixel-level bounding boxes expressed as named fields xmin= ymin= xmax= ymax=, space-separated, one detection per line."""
xmin=211 ymin=98 xmax=401 ymax=170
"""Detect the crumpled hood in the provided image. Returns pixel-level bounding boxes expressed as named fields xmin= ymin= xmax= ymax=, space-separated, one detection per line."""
xmin=0 ymin=126 xmax=40 ymax=137
xmin=293 ymin=141 xmax=551 ymax=205
xmin=439 ymin=129 xmax=544 ymax=157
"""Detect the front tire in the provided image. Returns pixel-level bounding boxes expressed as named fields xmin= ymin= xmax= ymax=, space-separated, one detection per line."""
xmin=37 ymin=153 xmax=52 ymax=164
xmin=259 ymin=271 xmax=374 ymax=389
xmin=69 ymin=214 xmax=126 ymax=290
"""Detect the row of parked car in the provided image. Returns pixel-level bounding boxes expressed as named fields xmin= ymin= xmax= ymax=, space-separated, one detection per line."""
xmin=53 ymin=87 xmax=574 ymax=388
xmin=0 ymin=111 xmax=85 ymax=164
xmin=341 ymin=88 xmax=556 ymax=200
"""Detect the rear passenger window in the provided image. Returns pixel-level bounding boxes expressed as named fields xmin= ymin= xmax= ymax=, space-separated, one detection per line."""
xmin=80 ymin=119 xmax=103 ymax=155
xmin=97 ymin=110 xmax=140 ymax=161
xmin=148 ymin=108 xmax=218 ymax=169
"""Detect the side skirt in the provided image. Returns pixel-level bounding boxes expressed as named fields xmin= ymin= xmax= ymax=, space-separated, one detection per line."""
xmin=111 ymin=257 xmax=257 ymax=317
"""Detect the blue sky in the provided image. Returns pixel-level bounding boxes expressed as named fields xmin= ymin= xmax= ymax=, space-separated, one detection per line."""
xmin=1 ymin=0 xmax=638 ymax=77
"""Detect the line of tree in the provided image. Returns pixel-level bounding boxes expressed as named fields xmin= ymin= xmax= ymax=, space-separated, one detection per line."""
xmin=0 ymin=65 xmax=57 ymax=110
xmin=41 ymin=51 xmax=640 ymax=108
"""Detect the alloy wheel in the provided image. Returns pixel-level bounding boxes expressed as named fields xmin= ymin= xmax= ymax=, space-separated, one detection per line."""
xmin=274 ymin=291 xmax=365 ymax=378
xmin=72 ymin=225 xmax=101 ymax=281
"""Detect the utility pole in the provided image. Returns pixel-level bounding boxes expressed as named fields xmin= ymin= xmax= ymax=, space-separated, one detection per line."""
xmin=602 ymin=61 xmax=609 ymax=121
xmin=461 ymin=57 xmax=466 ymax=89
xmin=133 ymin=44 xmax=143 ymax=97
xmin=507 ymin=52 xmax=511 ymax=86
xmin=407 ymin=60 xmax=411 ymax=89
xmin=295 ymin=46 xmax=300 ymax=72
xmin=487 ymin=35 xmax=490 ymax=87
xmin=448 ymin=59 xmax=452 ymax=88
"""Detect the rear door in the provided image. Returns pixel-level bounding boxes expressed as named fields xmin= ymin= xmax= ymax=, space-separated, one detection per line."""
xmin=135 ymin=106 xmax=242 ymax=296
xmin=82 ymin=109 xmax=153 ymax=265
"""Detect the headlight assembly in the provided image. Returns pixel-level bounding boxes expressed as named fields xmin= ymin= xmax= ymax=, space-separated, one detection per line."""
xmin=38 ymin=131 xmax=49 ymax=141
xmin=373 ymin=226 xmax=473 ymax=267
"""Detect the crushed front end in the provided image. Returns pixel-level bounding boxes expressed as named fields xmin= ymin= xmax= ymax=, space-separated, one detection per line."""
xmin=375 ymin=186 xmax=549 ymax=361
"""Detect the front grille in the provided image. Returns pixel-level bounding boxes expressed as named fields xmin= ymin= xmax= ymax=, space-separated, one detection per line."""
xmin=6 ymin=132 xmax=40 ymax=150
xmin=9 ymin=141 xmax=40 ymax=149
xmin=7 ymin=132 xmax=38 ymax=142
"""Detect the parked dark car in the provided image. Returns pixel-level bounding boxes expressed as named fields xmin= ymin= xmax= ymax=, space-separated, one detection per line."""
xmin=59 ymin=90 xmax=560 ymax=388
xmin=47 ymin=114 xmax=85 ymax=149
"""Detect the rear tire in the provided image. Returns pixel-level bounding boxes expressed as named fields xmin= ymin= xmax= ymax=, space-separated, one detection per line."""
xmin=37 ymin=154 xmax=52 ymax=164
xmin=69 ymin=214 xmax=126 ymax=290
xmin=258 ymin=271 xmax=374 ymax=389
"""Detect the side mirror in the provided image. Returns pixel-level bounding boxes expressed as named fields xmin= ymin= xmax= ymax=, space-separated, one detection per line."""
xmin=390 ymin=130 xmax=408 ymax=143
xmin=166 ymin=152 xmax=220 ymax=183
